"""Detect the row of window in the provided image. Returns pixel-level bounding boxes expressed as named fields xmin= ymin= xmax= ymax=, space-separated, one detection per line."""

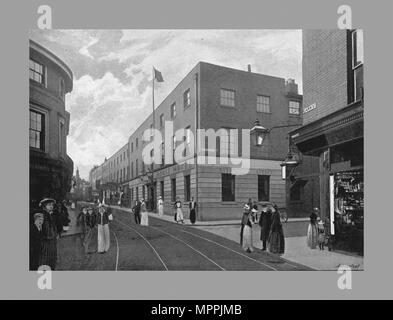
xmin=220 ymin=89 xmax=301 ymax=115
xmin=129 ymin=174 xmax=271 ymax=204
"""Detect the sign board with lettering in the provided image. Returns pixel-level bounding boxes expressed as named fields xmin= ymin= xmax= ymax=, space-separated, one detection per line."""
xmin=304 ymin=103 xmax=316 ymax=113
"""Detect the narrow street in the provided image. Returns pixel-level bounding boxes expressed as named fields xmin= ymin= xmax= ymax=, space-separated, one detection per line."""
xmin=57 ymin=206 xmax=311 ymax=271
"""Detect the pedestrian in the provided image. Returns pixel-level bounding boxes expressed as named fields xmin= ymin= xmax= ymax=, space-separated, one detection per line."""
xmin=140 ymin=199 xmax=149 ymax=226
xmin=189 ymin=197 xmax=197 ymax=224
xmin=132 ymin=200 xmax=141 ymax=224
xmin=241 ymin=204 xmax=254 ymax=253
xmin=157 ymin=196 xmax=164 ymax=217
xmin=78 ymin=206 xmax=96 ymax=254
xmin=59 ymin=200 xmax=71 ymax=231
xmin=258 ymin=203 xmax=272 ymax=251
xmin=267 ymin=205 xmax=285 ymax=254
xmin=174 ymin=197 xmax=184 ymax=224
xmin=96 ymin=204 xmax=111 ymax=253
xmin=317 ymin=219 xmax=325 ymax=250
xmin=32 ymin=198 xmax=66 ymax=270
xmin=307 ymin=207 xmax=319 ymax=249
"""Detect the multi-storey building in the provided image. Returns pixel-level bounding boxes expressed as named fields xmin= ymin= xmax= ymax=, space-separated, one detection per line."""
xmin=288 ymin=30 xmax=364 ymax=253
xmin=93 ymin=62 xmax=302 ymax=221
xmin=29 ymin=40 xmax=74 ymax=210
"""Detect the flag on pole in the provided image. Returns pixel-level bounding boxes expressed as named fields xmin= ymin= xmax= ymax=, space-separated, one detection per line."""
xmin=153 ymin=67 xmax=164 ymax=82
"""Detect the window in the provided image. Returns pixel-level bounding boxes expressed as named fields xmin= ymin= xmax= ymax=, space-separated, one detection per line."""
xmin=289 ymin=101 xmax=300 ymax=115
xmin=183 ymin=89 xmax=191 ymax=109
xmin=160 ymin=181 xmax=164 ymax=200
xmin=220 ymin=89 xmax=235 ymax=107
xmin=136 ymin=186 xmax=139 ymax=200
xmin=184 ymin=126 xmax=191 ymax=157
xmin=257 ymin=95 xmax=270 ymax=113
xmin=184 ymin=175 xmax=191 ymax=202
xmin=170 ymin=103 xmax=176 ymax=119
xmin=58 ymin=120 xmax=64 ymax=155
xmin=161 ymin=140 xmax=165 ymax=166
xmin=59 ymin=78 xmax=65 ymax=101
xmin=160 ymin=114 xmax=164 ymax=128
xmin=136 ymin=138 xmax=138 ymax=149
xmin=352 ymin=29 xmax=364 ymax=101
xmin=171 ymin=178 xmax=176 ymax=202
xmin=222 ymin=174 xmax=235 ymax=201
xmin=29 ymin=59 xmax=45 ymax=84
xmin=258 ymin=175 xmax=270 ymax=201
xmin=142 ymin=185 xmax=145 ymax=200
xmin=136 ymin=159 xmax=138 ymax=176
xmin=131 ymin=162 xmax=134 ymax=178
xmin=173 ymin=135 xmax=176 ymax=163
xmin=131 ymin=142 xmax=134 ymax=153
xmin=29 ymin=110 xmax=45 ymax=151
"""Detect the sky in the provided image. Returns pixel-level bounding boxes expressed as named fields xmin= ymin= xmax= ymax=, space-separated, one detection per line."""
xmin=29 ymin=29 xmax=302 ymax=180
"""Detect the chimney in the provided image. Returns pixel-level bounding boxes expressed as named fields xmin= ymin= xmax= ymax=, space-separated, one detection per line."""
xmin=285 ymin=78 xmax=298 ymax=94
xmin=247 ymin=64 xmax=252 ymax=72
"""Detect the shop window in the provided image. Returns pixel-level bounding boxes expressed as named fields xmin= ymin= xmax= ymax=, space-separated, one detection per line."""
xmin=222 ymin=173 xmax=235 ymax=201
xmin=184 ymin=175 xmax=191 ymax=202
xmin=258 ymin=175 xmax=270 ymax=201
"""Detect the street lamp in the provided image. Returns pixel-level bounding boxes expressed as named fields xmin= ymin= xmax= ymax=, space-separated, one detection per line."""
xmin=280 ymin=150 xmax=300 ymax=180
xmin=250 ymin=119 xmax=268 ymax=146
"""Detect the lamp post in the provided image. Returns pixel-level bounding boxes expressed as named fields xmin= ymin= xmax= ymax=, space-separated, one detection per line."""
xmin=250 ymin=118 xmax=301 ymax=179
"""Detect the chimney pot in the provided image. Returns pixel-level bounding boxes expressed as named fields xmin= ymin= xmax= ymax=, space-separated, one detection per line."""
xmin=247 ymin=64 xmax=251 ymax=72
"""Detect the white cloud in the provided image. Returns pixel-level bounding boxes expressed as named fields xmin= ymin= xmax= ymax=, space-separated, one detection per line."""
xmin=78 ymin=36 xmax=99 ymax=59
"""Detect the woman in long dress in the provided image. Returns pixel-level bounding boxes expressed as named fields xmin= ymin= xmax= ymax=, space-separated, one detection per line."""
xmin=174 ymin=197 xmax=184 ymax=224
xmin=157 ymin=196 xmax=164 ymax=217
xmin=97 ymin=204 xmax=111 ymax=254
xmin=140 ymin=199 xmax=149 ymax=226
xmin=307 ymin=207 xmax=319 ymax=249
xmin=268 ymin=205 xmax=285 ymax=254
xmin=242 ymin=206 xmax=255 ymax=253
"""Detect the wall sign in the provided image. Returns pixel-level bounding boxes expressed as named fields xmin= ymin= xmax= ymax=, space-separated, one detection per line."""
xmin=304 ymin=103 xmax=316 ymax=113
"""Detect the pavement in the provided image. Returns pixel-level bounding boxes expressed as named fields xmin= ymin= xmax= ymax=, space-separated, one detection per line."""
xmin=57 ymin=204 xmax=363 ymax=271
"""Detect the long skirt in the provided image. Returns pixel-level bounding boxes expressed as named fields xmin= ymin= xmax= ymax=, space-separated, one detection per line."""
xmin=83 ymin=227 xmax=93 ymax=253
xmin=268 ymin=230 xmax=285 ymax=254
xmin=140 ymin=211 xmax=149 ymax=226
xmin=97 ymin=224 xmax=110 ymax=252
xmin=307 ymin=223 xmax=318 ymax=249
xmin=158 ymin=205 xmax=164 ymax=217
xmin=242 ymin=225 xmax=254 ymax=252
xmin=176 ymin=208 xmax=184 ymax=222
xmin=38 ymin=239 xmax=57 ymax=270
xmin=190 ymin=209 xmax=196 ymax=224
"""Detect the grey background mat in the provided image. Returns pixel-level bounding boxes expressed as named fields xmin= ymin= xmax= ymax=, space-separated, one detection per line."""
xmin=0 ymin=0 xmax=392 ymax=299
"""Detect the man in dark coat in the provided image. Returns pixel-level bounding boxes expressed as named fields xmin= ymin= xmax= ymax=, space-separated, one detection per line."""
xmin=258 ymin=204 xmax=272 ymax=251
xmin=132 ymin=200 xmax=141 ymax=224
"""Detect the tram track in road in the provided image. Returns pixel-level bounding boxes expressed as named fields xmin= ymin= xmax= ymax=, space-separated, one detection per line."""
xmin=114 ymin=218 xmax=168 ymax=270
xmin=111 ymin=230 xmax=120 ymax=271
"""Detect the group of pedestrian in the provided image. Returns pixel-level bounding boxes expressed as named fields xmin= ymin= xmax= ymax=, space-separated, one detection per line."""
xmin=240 ymin=202 xmax=285 ymax=255
xmin=131 ymin=199 xmax=149 ymax=226
xmin=30 ymin=198 xmax=71 ymax=270
xmin=307 ymin=207 xmax=331 ymax=250
xmin=77 ymin=203 xmax=113 ymax=254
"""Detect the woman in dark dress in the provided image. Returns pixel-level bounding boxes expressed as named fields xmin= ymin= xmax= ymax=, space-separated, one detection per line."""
xmin=307 ymin=207 xmax=319 ymax=249
xmin=259 ymin=204 xmax=272 ymax=251
xmin=267 ymin=205 xmax=285 ymax=254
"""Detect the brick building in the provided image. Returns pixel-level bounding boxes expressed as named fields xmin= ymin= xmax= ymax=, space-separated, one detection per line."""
xmin=29 ymin=40 xmax=74 ymax=210
xmin=287 ymin=30 xmax=364 ymax=253
xmin=91 ymin=62 xmax=302 ymax=221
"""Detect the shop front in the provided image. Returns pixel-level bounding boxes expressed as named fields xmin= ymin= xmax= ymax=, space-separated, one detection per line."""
xmin=290 ymin=101 xmax=364 ymax=255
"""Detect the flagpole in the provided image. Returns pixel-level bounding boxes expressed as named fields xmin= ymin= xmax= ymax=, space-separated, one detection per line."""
xmin=151 ymin=67 xmax=155 ymax=212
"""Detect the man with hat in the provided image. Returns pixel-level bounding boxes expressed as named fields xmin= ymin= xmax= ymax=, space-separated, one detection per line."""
xmin=78 ymin=206 xmax=97 ymax=254
xmin=258 ymin=203 xmax=272 ymax=251
xmin=32 ymin=198 xmax=66 ymax=270
xmin=96 ymin=203 xmax=111 ymax=253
